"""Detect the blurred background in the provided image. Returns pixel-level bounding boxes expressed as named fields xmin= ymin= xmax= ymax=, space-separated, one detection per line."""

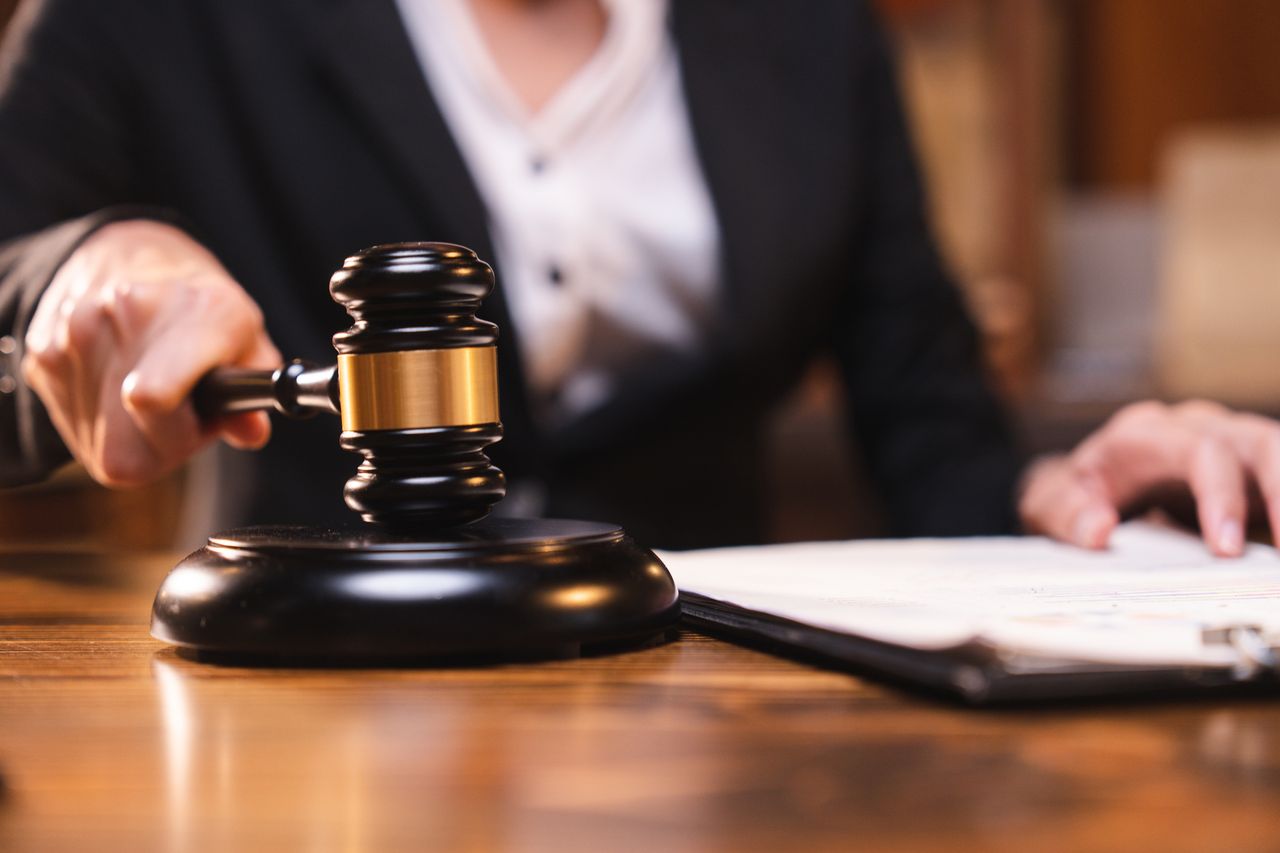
xmin=774 ymin=0 xmax=1280 ymax=540
xmin=2 ymin=0 xmax=1279 ymax=548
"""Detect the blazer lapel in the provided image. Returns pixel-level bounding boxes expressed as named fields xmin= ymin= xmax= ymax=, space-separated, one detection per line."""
xmin=303 ymin=0 xmax=541 ymax=457
xmin=670 ymin=0 xmax=810 ymax=362
xmin=306 ymin=0 xmax=490 ymax=259
xmin=545 ymin=3 xmax=808 ymax=455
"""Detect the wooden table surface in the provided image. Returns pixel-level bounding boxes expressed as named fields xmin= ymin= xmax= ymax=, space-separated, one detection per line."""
xmin=1 ymin=548 xmax=1278 ymax=852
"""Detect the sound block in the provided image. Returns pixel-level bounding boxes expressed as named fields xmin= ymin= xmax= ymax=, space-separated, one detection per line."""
xmin=150 ymin=517 xmax=679 ymax=663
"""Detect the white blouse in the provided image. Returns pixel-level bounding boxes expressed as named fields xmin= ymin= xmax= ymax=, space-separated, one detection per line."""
xmin=393 ymin=0 xmax=721 ymax=423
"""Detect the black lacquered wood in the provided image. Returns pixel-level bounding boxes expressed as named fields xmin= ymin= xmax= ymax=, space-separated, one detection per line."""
xmin=340 ymin=424 xmax=506 ymax=528
xmin=193 ymin=360 xmax=339 ymax=420
xmin=329 ymin=242 xmax=499 ymax=353
xmin=328 ymin=243 xmax=506 ymax=527
xmin=150 ymin=518 xmax=680 ymax=661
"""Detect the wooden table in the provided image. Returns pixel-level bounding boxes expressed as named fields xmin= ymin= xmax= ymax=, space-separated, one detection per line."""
xmin=1 ymin=549 xmax=1278 ymax=852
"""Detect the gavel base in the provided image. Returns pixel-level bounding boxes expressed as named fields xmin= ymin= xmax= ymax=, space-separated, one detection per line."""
xmin=149 ymin=518 xmax=680 ymax=663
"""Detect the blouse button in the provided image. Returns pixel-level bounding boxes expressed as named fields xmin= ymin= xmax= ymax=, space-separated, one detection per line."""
xmin=0 ymin=336 xmax=15 ymax=394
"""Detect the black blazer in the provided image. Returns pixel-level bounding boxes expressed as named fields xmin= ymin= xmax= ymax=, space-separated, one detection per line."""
xmin=0 ymin=0 xmax=1021 ymax=548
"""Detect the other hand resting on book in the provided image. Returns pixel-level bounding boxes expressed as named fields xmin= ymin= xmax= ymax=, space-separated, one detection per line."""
xmin=1019 ymin=400 xmax=1280 ymax=557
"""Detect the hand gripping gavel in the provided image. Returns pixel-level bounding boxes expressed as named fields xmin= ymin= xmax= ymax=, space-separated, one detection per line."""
xmin=152 ymin=241 xmax=679 ymax=664
xmin=194 ymin=241 xmax=506 ymax=529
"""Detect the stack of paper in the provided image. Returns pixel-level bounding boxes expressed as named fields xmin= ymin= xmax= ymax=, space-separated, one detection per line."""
xmin=662 ymin=523 xmax=1280 ymax=685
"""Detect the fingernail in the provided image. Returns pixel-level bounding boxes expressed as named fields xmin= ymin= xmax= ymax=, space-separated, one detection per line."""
xmin=1073 ymin=508 xmax=1111 ymax=548
xmin=1217 ymin=519 xmax=1244 ymax=556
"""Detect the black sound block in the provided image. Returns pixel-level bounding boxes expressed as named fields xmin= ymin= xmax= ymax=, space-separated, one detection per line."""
xmin=150 ymin=517 xmax=679 ymax=663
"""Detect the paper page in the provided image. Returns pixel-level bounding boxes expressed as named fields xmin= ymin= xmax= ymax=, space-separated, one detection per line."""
xmin=661 ymin=522 xmax=1280 ymax=668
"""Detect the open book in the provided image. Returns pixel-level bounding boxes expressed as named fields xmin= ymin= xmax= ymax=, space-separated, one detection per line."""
xmin=661 ymin=522 xmax=1280 ymax=703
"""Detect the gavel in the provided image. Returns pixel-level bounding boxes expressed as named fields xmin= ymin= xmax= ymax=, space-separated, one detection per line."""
xmin=151 ymin=242 xmax=679 ymax=663
xmin=193 ymin=242 xmax=506 ymax=528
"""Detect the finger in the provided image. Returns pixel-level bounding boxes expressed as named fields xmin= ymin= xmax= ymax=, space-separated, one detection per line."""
xmin=90 ymin=373 xmax=174 ymax=487
xmin=1188 ymin=434 xmax=1247 ymax=557
xmin=211 ymin=333 xmax=279 ymax=450
xmin=1263 ymin=441 xmax=1280 ymax=551
xmin=1234 ymin=416 xmax=1280 ymax=549
xmin=219 ymin=411 xmax=272 ymax=450
xmin=1073 ymin=402 xmax=1199 ymax=510
xmin=120 ymin=296 xmax=269 ymax=416
xmin=121 ymin=350 xmax=221 ymax=469
xmin=1065 ymin=468 xmax=1120 ymax=550
xmin=26 ymin=271 xmax=123 ymax=461
xmin=126 ymin=315 xmax=280 ymax=455
xmin=115 ymin=316 xmax=234 ymax=470
xmin=20 ymin=346 xmax=78 ymax=450
xmin=25 ymin=253 xmax=127 ymax=462
xmin=237 ymin=329 xmax=283 ymax=371
xmin=33 ymin=291 xmax=115 ymax=461
xmin=1020 ymin=456 xmax=1119 ymax=549
xmin=62 ymin=292 xmax=121 ymax=455
xmin=96 ymin=322 xmax=207 ymax=486
xmin=22 ymin=355 xmax=86 ymax=466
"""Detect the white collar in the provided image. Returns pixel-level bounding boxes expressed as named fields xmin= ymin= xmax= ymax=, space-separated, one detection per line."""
xmin=412 ymin=0 xmax=671 ymax=155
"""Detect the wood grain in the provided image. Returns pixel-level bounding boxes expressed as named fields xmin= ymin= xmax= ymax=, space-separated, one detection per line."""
xmin=0 ymin=548 xmax=1278 ymax=852
xmin=1068 ymin=0 xmax=1280 ymax=190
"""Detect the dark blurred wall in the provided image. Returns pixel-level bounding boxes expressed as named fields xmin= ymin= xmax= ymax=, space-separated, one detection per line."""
xmin=1068 ymin=0 xmax=1280 ymax=190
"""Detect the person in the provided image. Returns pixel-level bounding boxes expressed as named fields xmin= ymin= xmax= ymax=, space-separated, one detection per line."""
xmin=0 ymin=0 xmax=1275 ymax=554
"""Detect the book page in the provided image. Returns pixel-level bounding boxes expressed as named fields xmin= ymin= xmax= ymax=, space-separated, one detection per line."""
xmin=661 ymin=522 xmax=1280 ymax=668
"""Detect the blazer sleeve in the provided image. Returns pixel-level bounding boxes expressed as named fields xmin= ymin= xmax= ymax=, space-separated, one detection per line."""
xmin=832 ymin=5 xmax=1024 ymax=536
xmin=0 ymin=0 xmax=157 ymax=486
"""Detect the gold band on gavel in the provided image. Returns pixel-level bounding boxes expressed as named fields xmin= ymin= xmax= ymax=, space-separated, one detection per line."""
xmin=337 ymin=347 xmax=500 ymax=432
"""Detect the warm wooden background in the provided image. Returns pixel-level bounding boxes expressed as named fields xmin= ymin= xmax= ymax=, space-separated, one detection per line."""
xmin=1065 ymin=0 xmax=1280 ymax=190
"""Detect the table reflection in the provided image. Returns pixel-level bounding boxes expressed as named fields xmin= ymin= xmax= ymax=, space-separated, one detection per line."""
xmin=151 ymin=655 xmax=501 ymax=850
xmin=1197 ymin=709 xmax=1280 ymax=784
xmin=147 ymin=641 xmax=702 ymax=851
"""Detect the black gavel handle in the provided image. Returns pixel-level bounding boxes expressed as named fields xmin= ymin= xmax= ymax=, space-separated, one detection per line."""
xmin=192 ymin=360 xmax=340 ymax=421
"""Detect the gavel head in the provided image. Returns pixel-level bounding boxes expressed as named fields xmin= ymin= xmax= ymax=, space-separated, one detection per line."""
xmin=328 ymin=243 xmax=507 ymax=529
